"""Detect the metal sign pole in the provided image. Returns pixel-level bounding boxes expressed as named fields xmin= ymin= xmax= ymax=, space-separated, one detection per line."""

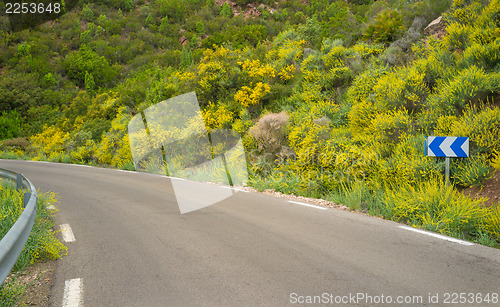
xmin=445 ymin=157 xmax=450 ymax=187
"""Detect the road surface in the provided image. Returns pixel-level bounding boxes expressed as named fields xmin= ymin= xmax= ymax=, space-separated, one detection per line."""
xmin=1 ymin=159 xmax=499 ymax=306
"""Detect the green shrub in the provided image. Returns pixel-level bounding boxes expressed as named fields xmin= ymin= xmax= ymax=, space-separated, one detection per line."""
xmin=374 ymin=134 xmax=442 ymax=187
xmin=327 ymin=180 xmax=382 ymax=213
xmin=64 ymin=44 xmax=117 ymax=88
xmin=426 ymin=67 xmax=500 ymax=114
xmin=485 ymin=204 xmax=500 ymax=242
xmin=0 ymin=111 xmax=21 ymax=141
xmin=384 ymin=178 xmax=489 ymax=238
xmin=451 ymin=105 xmax=500 ymax=154
xmin=362 ymin=9 xmax=404 ymax=44
xmin=452 ymin=155 xmax=493 ymax=187
xmin=82 ymin=5 xmax=94 ymax=22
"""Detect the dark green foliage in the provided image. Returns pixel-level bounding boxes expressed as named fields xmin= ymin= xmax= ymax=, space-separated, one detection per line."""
xmin=82 ymin=4 xmax=95 ymax=22
xmin=363 ymin=9 xmax=405 ymax=44
xmin=180 ymin=46 xmax=193 ymax=69
xmin=155 ymin=0 xmax=186 ymax=21
xmin=85 ymin=72 xmax=96 ymax=92
xmin=0 ymin=111 xmax=21 ymax=140
xmin=63 ymin=44 xmax=117 ymax=87
xmin=232 ymin=24 xmax=267 ymax=48
xmin=159 ymin=16 xmax=169 ymax=33
xmin=220 ymin=3 xmax=232 ymax=18
xmin=123 ymin=0 xmax=135 ymax=11
xmin=0 ymin=72 xmax=42 ymax=115
xmin=79 ymin=118 xmax=112 ymax=142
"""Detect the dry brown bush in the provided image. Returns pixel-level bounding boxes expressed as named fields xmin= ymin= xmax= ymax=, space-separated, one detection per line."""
xmin=248 ymin=111 xmax=290 ymax=155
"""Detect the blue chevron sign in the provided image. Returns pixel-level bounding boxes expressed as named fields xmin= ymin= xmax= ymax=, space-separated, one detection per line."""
xmin=426 ymin=136 xmax=469 ymax=158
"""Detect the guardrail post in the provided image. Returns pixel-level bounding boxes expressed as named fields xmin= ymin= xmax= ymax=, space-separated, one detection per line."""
xmin=16 ymin=174 xmax=23 ymax=190
xmin=24 ymin=193 xmax=31 ymax=208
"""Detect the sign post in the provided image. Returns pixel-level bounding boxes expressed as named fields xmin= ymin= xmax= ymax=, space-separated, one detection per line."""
xmin=426 ymin=136 xmax=469 ymax=186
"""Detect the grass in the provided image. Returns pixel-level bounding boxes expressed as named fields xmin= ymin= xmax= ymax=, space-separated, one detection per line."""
xmin=0 ymin=179 xmax=67 ymax=306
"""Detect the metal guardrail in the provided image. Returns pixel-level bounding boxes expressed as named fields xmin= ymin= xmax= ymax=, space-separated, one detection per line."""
xmin=0 ymin=168 xmax=38 ymax=285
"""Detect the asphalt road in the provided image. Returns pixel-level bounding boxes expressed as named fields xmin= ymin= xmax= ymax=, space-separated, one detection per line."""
xmin=1 ymin=159 xmax=500 ymax=306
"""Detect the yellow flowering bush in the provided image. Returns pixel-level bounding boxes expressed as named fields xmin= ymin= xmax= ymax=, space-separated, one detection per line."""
xmin=491 ymin=150 xmax=500 ymax=170
xmin=365 ymin=134 xmax=441 ymax=187
xmin=95 ymin=109 xmax=132 ymax=167
xmin=30 ymin=126 xmax=69 ymax=157
xmin=384 ymin=178 xmax=489 ymax=237
xmin=485 ymin=205 xmax=500 ymax=241
xmin=372 ymin=66 xmax=428 ymax=111
xmin=239 ymin=59 xmax=276 ymax=80
xmin=369 ymin=109 xmax=413 ymax=144
xmin=451 ymin=105 xmax=500 ymax=154
xmin=276 ymin=39 xmax=306 ymax=64
xmin=427 ymin=66 xmax=500 ymax=114
xmin=278 ymin=64 xmax=295 ymax=81
xmin=234 ymin=82 xmax=271 ymax=107
xmin=202 ymin=101 xmax=235 ymax=129
xmin=346 ymin=65 xmax=388 ymax=105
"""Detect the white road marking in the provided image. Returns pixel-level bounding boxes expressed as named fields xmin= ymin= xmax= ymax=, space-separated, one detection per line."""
xmin=60 ymin=224 xmax=76 ymax=242
xmin=233 ymin=188 xmax=250 ymax=193
xmin=25 ymin=160 xmax=51 ymax=163
xmin=399 ymin=226 xmax=474 ymax=246
xmin=62 ymin=278 xmax=83 ymax=307
xmin=288 ymin=200 xmax=327 ymax=210
xmin=73 ymin=164 xmax=93 ymax=168
xmin=115 ymin=169 xmax=134 ymax=173
xmin=171 ymin=177 xmax=186 ymax=181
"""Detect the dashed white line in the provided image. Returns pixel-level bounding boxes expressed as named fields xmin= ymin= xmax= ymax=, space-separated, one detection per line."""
xmin=288 ymin=200 xmax=328 ymax=210
xmin=62 ymin=278 xmax=83 ymax=307
xmin=59 ymin=224 xmax=76 ymax=242
xmin=399 ymin=225 xmax=474 ymax=246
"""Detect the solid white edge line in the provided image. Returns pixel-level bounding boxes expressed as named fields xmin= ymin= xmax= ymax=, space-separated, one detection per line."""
xmin=60 ymin=224 xmax=76 ymax=242
xmin=62 ymin=278 xmax=83 ymax=307
xmin=399 ymin=225 xmax=474 ymax=246
xmin=288 ymin=200 xmax=327 ymax=210
xmin=233 ymin=188 xmax=250 ymax=193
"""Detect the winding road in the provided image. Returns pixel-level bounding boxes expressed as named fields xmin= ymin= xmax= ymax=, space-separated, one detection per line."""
xmin=1 ymin=159 xmax=499 ymax=306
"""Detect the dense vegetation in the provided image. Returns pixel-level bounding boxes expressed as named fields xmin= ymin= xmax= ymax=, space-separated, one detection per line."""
xmin=0 ymin=0 xmax=499 ymax=244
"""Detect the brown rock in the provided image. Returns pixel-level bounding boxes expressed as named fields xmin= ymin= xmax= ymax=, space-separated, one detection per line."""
xmin=424 ymin=16 xmax=446 ymax=40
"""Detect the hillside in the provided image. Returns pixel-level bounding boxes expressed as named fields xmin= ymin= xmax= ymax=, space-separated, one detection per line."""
xmin=0 ymin=0 xmax=499 ymax=245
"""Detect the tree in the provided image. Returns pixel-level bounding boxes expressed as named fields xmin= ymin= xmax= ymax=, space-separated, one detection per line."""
xmin=0 ymin=111 xmax=21 ymax=140
xmin=180 ymin=46 xmax=193 ymax=69
xmin=159 ymin=16 xmax=169 ymax=34
xmin=220 ymin=3 xmax=233 ymax=18
xmin=82 ymin=5 xmax=94 ymax=22
xmin=64 ymin=44 xmax=117 ymax=88
xmin=85 ymin=72 xmax=96 ymax=92
xmin=122 ymin=0 xmax=134 ymax=11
